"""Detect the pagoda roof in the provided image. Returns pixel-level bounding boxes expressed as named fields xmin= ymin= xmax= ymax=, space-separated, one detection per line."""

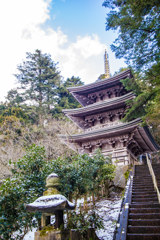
xmin=59 ymin=118 xmax=159 ymax=153
xmin=67 ymin=69 xmax=132 ymax=106
xmin=63 ymin=92 xmax=134 ymax=118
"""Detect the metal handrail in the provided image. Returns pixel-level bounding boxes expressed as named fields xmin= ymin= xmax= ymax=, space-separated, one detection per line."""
xmin=146 ymin=153 xmax=160 ymax=204
xmin=114 ymin=168 xmax=134 ymax=240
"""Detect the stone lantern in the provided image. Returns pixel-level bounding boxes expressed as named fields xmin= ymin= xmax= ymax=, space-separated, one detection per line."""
xmin=26 ymin=173 xmax=75 ymax=239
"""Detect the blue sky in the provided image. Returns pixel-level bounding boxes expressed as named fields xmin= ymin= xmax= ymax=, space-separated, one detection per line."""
xmin=0 ymin=0 xmax=126 ymax=101
xmin=48 ymin=0 xmax=118 ymax=46
xmin=49 ymin=0 xmax=108 ymax=40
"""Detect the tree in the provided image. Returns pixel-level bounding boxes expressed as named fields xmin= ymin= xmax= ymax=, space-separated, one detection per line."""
xmin=6 ymin=89 xmax=24 ymax=106
xmin=0 ymin=146 xmax=115 ymax=239
xmin=51 ymin=76 xmax=84 ymax=118
xmin=103 ymin=0 xmax=160 ymax=70
xmin=103 ymin=1 xmax=160 ymax=146
xmin=0 ymin=145 xmax=51 ymax=240
xmin=15 ymin=49 xmax=61 ymax=119
xmin=121 ymin=66 xmax=160 ymax=145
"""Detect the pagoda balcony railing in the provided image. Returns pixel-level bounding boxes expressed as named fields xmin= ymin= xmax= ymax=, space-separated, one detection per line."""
xmin=146 ymin=153 xmax=160 ymax=204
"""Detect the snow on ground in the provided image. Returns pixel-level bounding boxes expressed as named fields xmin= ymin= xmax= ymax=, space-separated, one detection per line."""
xmin=24 ymin=196 xmax=122 ymax=240
xmin=96 ymin=197 xmax=122 ymax=240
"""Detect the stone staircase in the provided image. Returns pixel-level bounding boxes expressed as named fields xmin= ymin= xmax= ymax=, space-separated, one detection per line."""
xmin=127 ymin=164 xmax=160 ymax=240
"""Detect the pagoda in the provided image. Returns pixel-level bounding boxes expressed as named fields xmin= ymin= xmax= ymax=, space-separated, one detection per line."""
xmin=59 ymin=51 xmax=159 ymax=165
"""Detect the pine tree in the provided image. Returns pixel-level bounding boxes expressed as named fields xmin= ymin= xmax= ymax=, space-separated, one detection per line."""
xmin=15 ymin=49 xmax=61 ymax=119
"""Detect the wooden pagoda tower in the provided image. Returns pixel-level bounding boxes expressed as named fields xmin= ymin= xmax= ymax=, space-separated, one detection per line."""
xmin=59 ymin=52 xmax=159 ymax=165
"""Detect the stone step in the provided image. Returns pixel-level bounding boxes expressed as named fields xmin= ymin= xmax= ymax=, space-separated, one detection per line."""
xmin=133 ymin=181 xmax=153 ymax=184
xmin=132 ymin=185 xmax=154 ymax=188
xmin=127 ymin=233 xmax=160 ymax=240
xmin=130 ymin=203 xmax=160 ymax=208
xmin=132 ymin=195 xmax=157 ymax=199
xmin=129 ymin=213 xmax=160 ymax=219
xmin=130 ymin=208 xmax=160 ymax=213
xmin=132 ymin=190 xmax=155 ymax=193
xmin=134 ymin=176 xmax=151 ymax=178
xmin=128 ymin=226 xmax=160 ymax=233
xmin=132 ymin=188 xmax=155 ymax=191
xmin=133 ymin=182 xmax=153 ymax=184
xmin=128 ymin=219 xmax=160 ymax=226
xmin=132 ymin=200 xmax=159 ymax=204
xmin=132 ymin=195 xmax=158 ymax=199
xmin=132 ymin=187 xmax=155 ymax=190
xmin=132 ymin=187 xmax=155 ymax=191
xmin=133 ymin=182 xmax=153 ymax=185
xmin=133 ymin=180 xmax=153 ymax=182
xmin=133 ymin=179 xmax=153 ymax=182
xmin=132 ymin=191 xmax=157 ymax=196
xmin=131 ymin=198 xmax=158 ymax=202
xmin=134 ymin=175 xmax=152 ymax=177
xmin=125 ymin=164 xmax=160 ymax=239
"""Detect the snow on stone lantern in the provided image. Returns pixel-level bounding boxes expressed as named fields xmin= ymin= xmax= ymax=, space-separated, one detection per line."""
xmin=26 ymin=173 xmax=75 ymax=239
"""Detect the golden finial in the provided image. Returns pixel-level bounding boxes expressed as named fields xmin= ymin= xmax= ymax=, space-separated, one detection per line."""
xmin=104 ymin=49 xmax=110 ymax=78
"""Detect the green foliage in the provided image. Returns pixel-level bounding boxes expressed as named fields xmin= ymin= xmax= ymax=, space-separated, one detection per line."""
xmin=0 ymin=106 xmax=29 ymax=123
xmin=0 ymin=105 xmax=39 ymax=140
xmin=39 ymin=225 xmax=55 ymax=236
xmin=15 ymin=49 xmax=61 ymax=118
xmin=103 ymin=0 xmax=160 ymax=70
xmin=67 ymin=210 xmax=104 ymax=238
xmin=98 ymin=74 xmax=106 ymax=80
xmin=6 ymin=89 xmax=24 ymax=106
xmin=124 ymin=169 xmax=130 ymax=181
xmin=52 ymin=76 xmax=84 ymax=118
xmin=103 ymin=1 xmax=160 ymax=139
xmin=0 ymin=145 xmax=51 ymax=240
xmin=51 ymin=150 xmax=115 ymax=199
xmin=6 ymin=52 xmax=83 ymax=120
xmin=121 ymin=65 xmax=160 ymax=123
xmin=113 ymin=67 xmax=130 ymax=76
xmin=0 ymin=146 xmax=115 ymax=239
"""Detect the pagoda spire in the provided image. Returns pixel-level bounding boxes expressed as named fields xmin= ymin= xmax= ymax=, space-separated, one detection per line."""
xmin=104 ymin=49 xmax=110 ymax=78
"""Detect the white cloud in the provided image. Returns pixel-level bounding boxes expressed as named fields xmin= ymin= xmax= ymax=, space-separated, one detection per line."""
xmin=0 ymin=0 xmax=117 ymax=101
xmin=58 ymin=34 xmax=106 ymax=82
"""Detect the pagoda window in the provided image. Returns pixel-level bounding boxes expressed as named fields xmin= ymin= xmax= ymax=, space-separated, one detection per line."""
xmin=101 ymin=118 xmax=106 ymax=124
xmin=88 ymin=93 xmax=97 ymax=103
xmin=108 ymin=139 xmax=116 ymax=148
xmin=97 ymin=92 xmax=104 ymax=102
xmin=83 ymin=120 xmax=90 ymax=128
xmin=108 ymin=113 xmax=115 ymax=122
xmin=119 ymin=136 xmax=129 ymax=147
xmin=90 ymin=118 xmax=95 ymax=126
xmin=114 ymin=88 xmax=120 ymax=97
xmin=97 ymin=115 xmax=103 ymax=124
xmin=95 ymin=140 xmax=102 ymax=147
xmin=107 ymin=90 xmax=112 ymax=98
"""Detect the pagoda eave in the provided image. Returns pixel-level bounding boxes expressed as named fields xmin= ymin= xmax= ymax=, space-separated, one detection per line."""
xmin=67 ymin=70 xmax=132 ymax=106
xmin=59 ymin=119 xmax=159 ymax=155
xmin=63 ymin=92 xmax=134 ymax=117
xmin=59 ymin=119 xmax=142 ymax=142
xmin=67 ymin=69 xmax=132 ymax=94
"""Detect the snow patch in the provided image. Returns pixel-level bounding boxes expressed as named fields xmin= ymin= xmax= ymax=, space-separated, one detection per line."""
xmin=27 ymin=194 xmax=75 ymax=208
xmin=24 ymin=196 xmax=122 ymax=240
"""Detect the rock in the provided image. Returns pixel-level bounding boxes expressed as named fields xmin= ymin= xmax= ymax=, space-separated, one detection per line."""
xmin=113 ymin=166 xmax=128 ymax=189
